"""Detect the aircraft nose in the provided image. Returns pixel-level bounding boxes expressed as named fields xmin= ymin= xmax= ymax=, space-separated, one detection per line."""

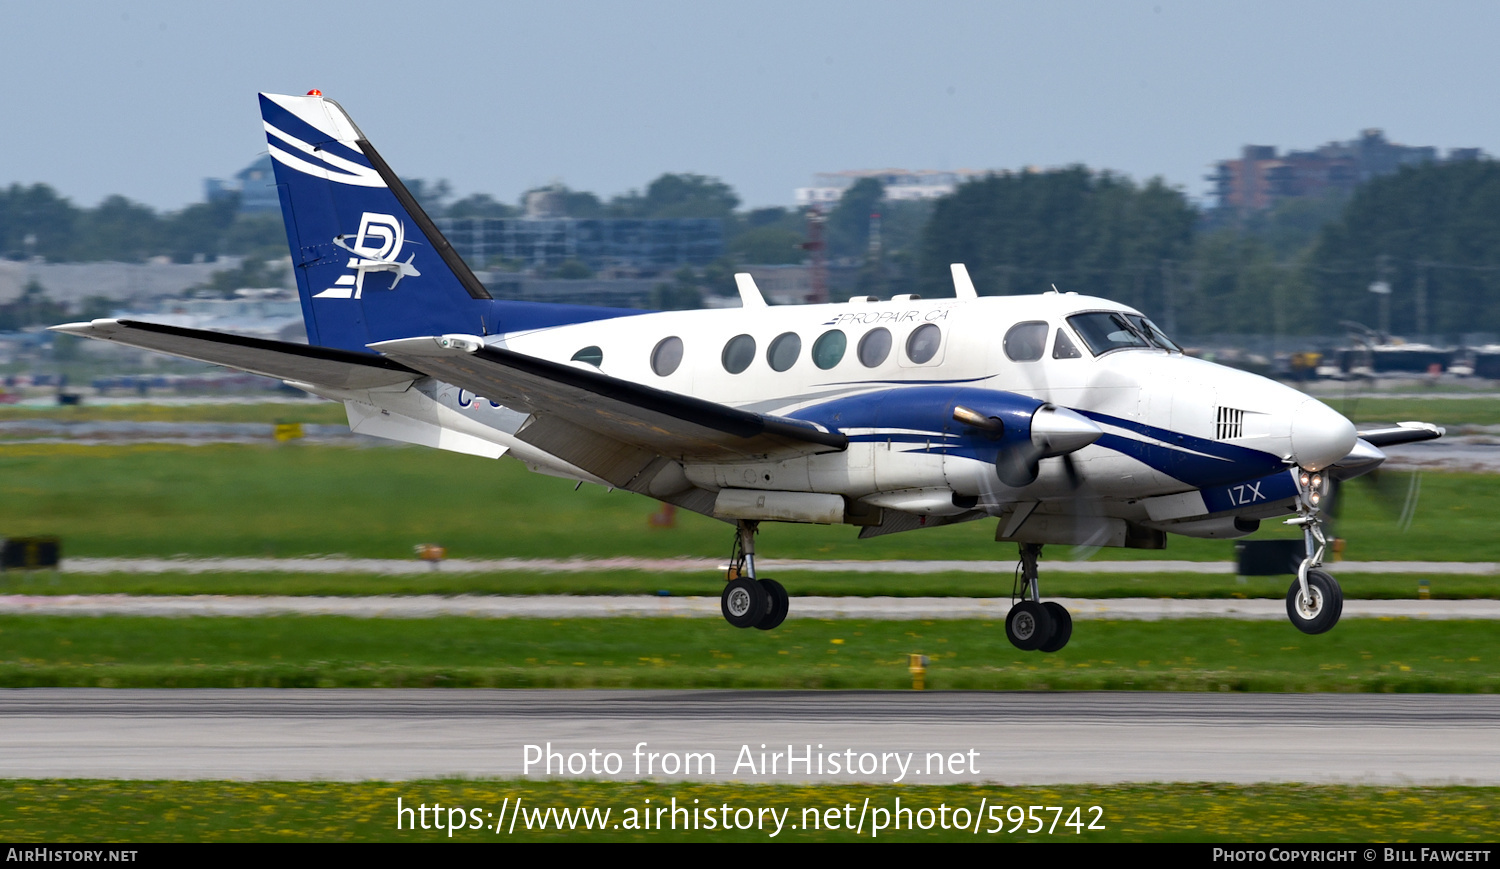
xmin=1290 ymin=398 xmax=1356 ymax=471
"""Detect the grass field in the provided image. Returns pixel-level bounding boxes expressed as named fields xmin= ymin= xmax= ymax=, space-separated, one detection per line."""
xmin=0 ymin=615 xmax=1493 ymax=692
xmin=1 ymin=779 xmax=1493 ymax=842
xmin=1323 ymin=395 xmax=1500 ymax=427
xmin=0 ymin=442 xmax=1494 ymax=563
xmin=0 ymin=401 xmax=348 ymax=425
xmin=2 ymin=568 xmax=1493 ymax=600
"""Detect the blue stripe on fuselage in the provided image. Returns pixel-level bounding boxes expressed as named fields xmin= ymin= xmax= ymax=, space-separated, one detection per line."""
xmin=1079 ymin=409 xmax=1287 ymax=487
xmin=785 ymin=394 xmax=1287 ymax=490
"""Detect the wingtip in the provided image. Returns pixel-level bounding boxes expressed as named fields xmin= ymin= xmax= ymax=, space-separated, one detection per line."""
xmin=48 ymin=318 xmax=119 ymax=336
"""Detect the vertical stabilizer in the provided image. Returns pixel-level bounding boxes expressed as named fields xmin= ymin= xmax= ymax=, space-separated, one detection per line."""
xmin=260 ymin=92 xmax=492 ymax=352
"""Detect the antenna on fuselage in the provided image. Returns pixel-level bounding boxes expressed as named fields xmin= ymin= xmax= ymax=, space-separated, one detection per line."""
xmin=1050 ymin=284 xmax=1060 ymax=294
xmin=950 ymin=263 xmax=978 ymax=301
xmin=733 ymin=273 xmax=769 ymax=309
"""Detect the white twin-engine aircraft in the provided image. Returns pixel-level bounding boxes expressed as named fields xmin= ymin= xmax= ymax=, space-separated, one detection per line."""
xmin=54 ymin=92 xmax=1445 ymax=652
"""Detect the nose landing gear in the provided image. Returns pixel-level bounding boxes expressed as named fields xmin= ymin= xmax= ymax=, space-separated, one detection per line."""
xmin=1285 ymin=468 xmax=1344 ymax=635
xmin=721 ymin=521 xmax=790 ymax=630
xmin=1006 ymin=543 xmax=1072 ymax=652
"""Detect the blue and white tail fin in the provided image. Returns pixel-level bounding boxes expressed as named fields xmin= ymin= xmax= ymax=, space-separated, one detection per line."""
xmin=262 ymin=91 xmax=645 ymax=353
xmin=261 ymin=91 xmax=494 ymax=353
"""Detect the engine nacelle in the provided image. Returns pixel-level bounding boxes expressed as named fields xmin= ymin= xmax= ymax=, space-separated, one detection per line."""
xmin=792 ymin=385 xmax=1101 ymax=494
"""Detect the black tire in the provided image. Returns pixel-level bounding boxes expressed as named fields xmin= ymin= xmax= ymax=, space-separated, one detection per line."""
xmin=1005 ymin=601 xmax=1054 ymax=651
xmin=1286 ymin=569 xmax=1343 ymax=635
xmin=722 ymin=577 xmax=768 ymax=629
xmin=755 ymin=578 xmax=789 ymax=631
xmin=1038 ymin=602 xmax=1073 ymax=653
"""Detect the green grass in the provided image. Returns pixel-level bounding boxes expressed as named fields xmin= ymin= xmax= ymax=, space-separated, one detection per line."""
xmin=0 ymin=443 xmax=1492 ymax=563
xmin=1326 ymin=395 xmax=1500 ymax=427
xmin=0 ymin=779 xmax=1493 ymax=842
xmin=0 ymin=401 xmax=347 ymax=425
xmin=0 ymin=615 xmax=1494 ymax=692
xmin=3 ymin=569 xmax=1496 ymax=600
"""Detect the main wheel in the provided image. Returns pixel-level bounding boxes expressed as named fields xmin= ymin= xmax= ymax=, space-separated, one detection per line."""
xmin=722 ymin=576 xmax=769 ymax=628
xmin=1286 ymin=569 xmax=1343 ymax=635
xmin=1038 ymin=602 xmax=1073 ymax=653
xmin=1005 ymin=600 xmax=1054 ymax=651
xmin=755 ymin=578 xmax=789 ymax=630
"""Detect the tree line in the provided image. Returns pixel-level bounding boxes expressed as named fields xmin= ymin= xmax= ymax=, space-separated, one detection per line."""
xmin=8 ymin=158 xmax=1500 ymax=337
xmin=917 ymin=159 xmax=1500 ymax=338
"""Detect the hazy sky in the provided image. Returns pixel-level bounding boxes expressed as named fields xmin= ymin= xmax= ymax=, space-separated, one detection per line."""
xmin=6 ymin=1 xmax=1500 ymax=213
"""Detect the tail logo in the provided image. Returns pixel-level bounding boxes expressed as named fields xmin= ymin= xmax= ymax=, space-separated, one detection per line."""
xmin=313 ymin=212 xmax=422 ymax=299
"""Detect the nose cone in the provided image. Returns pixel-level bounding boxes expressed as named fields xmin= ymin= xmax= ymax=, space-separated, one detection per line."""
xmin=1290 ymin=398 xmax=1357 ymax=471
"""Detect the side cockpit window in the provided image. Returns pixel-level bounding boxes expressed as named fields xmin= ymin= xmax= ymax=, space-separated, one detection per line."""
xmin=1003 ymin=321 xmax=1048 ymax=362
xmin=1052 ymin=329 xmax=1081 ymax=359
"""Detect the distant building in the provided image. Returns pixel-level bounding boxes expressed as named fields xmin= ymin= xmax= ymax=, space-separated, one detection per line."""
xmin=435 ymin=217 xmax=724 ymax=274
xmin=795 ymin=169 xmax=991 ymax=205
xmin=1211 ymin=130 xmax=1486 ymax=213
xmin=204 ymin=154 xmax=281 ymax=214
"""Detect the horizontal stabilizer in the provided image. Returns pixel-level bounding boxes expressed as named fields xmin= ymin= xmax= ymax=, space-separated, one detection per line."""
xmin=49 ymin=319 xmax=421 ymax=390
xmin=1356 ymin=421 xmax=1445 ymax=447
xmin=370 ymin=334 xmax=847 ymax=463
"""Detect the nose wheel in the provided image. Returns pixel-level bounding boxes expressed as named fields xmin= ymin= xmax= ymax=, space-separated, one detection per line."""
xmin=1286 ymin=569 xmax=1342 ymax=635
xmin=721 ymin=521 xmax=791 ymax=630
xmin=1006 ymin=543 xmax=1072 ymax=652
xmin=1286 ymin=469 xmax=1344 ymax=635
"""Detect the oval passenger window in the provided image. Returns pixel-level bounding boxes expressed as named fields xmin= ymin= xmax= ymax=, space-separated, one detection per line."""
xmin=767 ymin=332 xmax=801 ymax=372
xmin=905 ymin=323 xmax=941 ymax=364
xmin=812 ymin=330 xmax=846 ymax=370
xmin=722 ymin=334 xmax=756 ymax=374
xmin=858 ymin=328 xmax=892 ymax=367
xmin=651 ymin=336 xmax=683 ymax=376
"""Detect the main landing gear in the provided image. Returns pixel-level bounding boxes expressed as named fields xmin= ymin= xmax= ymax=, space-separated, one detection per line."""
xmin=1007 ymin=543 xmax=1072 ymax=653
xmin=721 ymin=521 xmax=789 ymax=631
xmin=1284 ymin=469 xmax=1344 ymax=635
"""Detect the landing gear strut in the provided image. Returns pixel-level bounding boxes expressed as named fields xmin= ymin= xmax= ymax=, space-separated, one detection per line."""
xmin=722 ymin=521 xmax=789 ymax=630
xmin=1006 ymin=543 xmax=1072 ymax=652
xmin=1285 ymin=469 xmax=1344 ymax=635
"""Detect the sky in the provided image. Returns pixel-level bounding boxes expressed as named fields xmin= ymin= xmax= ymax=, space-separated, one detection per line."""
xmin=5 ymin=0 xmax=1500 ymax=213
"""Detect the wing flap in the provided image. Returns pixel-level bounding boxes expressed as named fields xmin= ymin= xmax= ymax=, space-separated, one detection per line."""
xmin=370 ymin=334 xmax=848 ymax=463
xmin=50 ymin=319 xmax=421 ymax=390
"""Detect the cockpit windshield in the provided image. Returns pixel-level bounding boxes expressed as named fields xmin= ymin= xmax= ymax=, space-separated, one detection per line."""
xmin=1066 ymin=311 xmax=1181 ymax=355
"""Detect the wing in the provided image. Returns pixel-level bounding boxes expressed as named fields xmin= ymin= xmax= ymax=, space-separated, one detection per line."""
xmin=370 ymin=334 xmax=847 ymax=486
xmin=48 ymin=319 xmax=421 ymax=390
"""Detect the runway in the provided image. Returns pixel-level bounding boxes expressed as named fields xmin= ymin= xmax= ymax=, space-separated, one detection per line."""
xmin=2 ymin=689 xmax=1496 ymax=786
